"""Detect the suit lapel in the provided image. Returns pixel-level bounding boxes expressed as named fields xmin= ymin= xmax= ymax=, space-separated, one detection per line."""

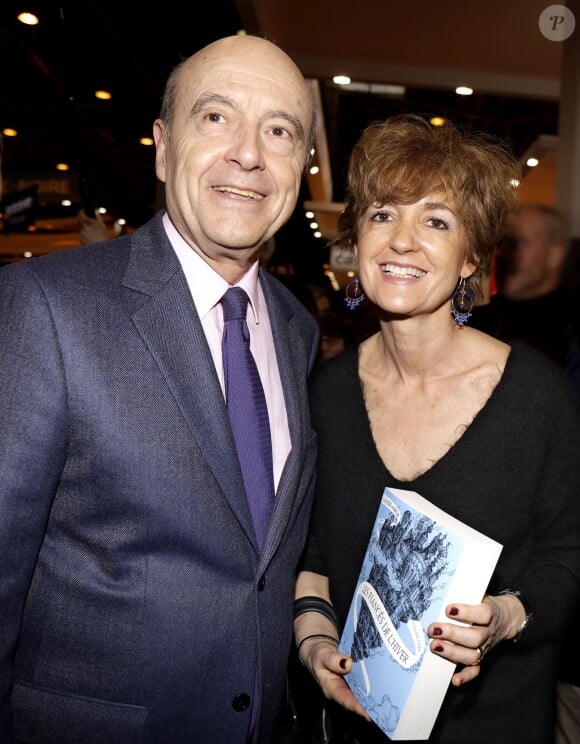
xmin=258 ymin=271 xmax=310 ymax=563
xmin=122 ymin=215 xmax=257 ymax=547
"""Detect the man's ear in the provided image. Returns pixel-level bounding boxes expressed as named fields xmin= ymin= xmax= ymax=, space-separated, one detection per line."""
xmin=153 ymin=120 xmax=167 ymax=184
xmin=547 ymin=241 xmax=568 ymax=272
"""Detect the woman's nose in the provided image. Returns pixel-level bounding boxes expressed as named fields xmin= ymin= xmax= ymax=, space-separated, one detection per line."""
xmin=390 ymin=219 xmax=416 ymax=252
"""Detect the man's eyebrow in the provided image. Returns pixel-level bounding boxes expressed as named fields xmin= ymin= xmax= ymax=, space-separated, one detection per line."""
xmin=268 ymin=110 xmax=305 ymax=142
xmin=189 ymin=93 xmax=234 ymax=117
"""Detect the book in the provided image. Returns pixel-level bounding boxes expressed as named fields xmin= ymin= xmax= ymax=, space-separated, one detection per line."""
xmin=339 ymin=486 xmax=503 ymax=740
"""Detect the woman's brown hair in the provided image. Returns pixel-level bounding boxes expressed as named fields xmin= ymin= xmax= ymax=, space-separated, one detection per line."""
xmin=335 ymin=114 xmax=521 ymax=303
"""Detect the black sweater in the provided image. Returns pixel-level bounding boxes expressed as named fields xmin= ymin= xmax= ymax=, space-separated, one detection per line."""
xmin=302 ymin=341 xmax=580 ymax=744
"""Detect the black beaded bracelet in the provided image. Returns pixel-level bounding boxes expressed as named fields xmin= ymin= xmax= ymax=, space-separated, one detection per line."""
xmin=296 ymin=633 xmax=340 ymax=663
xmin=294 ymin=595 xmax=339 ymax=629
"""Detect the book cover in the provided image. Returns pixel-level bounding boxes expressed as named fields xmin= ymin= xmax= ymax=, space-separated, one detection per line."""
xmin=339 ymin=486 xmax=503 ymax=740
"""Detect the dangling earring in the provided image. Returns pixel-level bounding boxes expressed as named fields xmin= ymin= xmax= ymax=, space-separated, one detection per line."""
xmin=344 ymin=278 xmax=365 ymax=310
xmin=451 ymin=277 xmax=474 ymax=326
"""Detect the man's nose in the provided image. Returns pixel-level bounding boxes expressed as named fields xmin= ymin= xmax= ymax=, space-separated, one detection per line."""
xmin=225 ymin=126 xmax=266 ymax=171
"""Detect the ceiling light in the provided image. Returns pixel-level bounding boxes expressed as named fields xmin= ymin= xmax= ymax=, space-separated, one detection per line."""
xmin=61 ymin=199 xmax=72 ymax=206
xmin=95 ymin=90 xmax=112 ymax=100
xmin=17 ymin=12 xmax=39 ymax=25
xmin=305 ymin=211 xmax=314 ymax=219
xmin=309 ymin=165 xmax=319 ymax=175
xmin=314 ymin=231 xmax=322 ymax=239
xmin=455 ymin=86 xmax=474 ymax=96
xmin=337 ymin=81 xmax=405 ymax=97
xmin=333 ymin=75 xmax=351 ymax=86
xmin=369 ymin=83 xmax=405 ymax=96
xmin=430 ymin=117 xmax=445 ymax=127
xmin=56 ymin=163 xmax=69 ymax=171
xmin=2 ymin=128 xmax=18 ymax=137
xmin=139 ymin=137 xmax=154 ymax=146
xmin=526 ymin=157 xmax=539 ymax=167
xmin=310 ymin=222 xmax=318 ymax=230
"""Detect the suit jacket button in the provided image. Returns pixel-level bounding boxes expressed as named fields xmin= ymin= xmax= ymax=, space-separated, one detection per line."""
xmin=232 ymin=693 xmax=251 ymax=711
xmin=257 ymin=574 xmax=266 ymax=591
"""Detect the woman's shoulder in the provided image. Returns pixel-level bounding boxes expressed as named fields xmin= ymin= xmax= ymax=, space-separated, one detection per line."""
xmin=507 ymin=339 xmax=568 ymax=379
xmin=502 ymin=340 xmax=580 ymax=418
xmin=309 ymin=344 xmax=360 ymax=395
xmin=468 ymin=328 xmax=562 ymax=382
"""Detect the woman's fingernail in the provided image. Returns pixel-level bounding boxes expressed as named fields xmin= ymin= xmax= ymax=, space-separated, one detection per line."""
xmin=434 ymin=645 xmax=444 ymax=653
xmin=432 ymin=627 xmax=442 ymax=636
xmin=339 ymin=658 xmax=347 ymax=669
xmin=449 ymin=607 xmax=459 ymax=616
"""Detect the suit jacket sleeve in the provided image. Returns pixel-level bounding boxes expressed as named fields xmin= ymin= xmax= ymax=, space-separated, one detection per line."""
xmin=0 ymin=262 xmax=69 ymax=731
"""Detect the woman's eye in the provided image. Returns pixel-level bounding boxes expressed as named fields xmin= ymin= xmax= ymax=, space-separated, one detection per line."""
xmin=371 ymin=211 xmax=392 ymax=223
xmin=428 ymin=217 xmax=448 ymax=229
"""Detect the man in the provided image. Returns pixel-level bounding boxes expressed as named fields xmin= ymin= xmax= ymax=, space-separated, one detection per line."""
xmin=0 ymin=35 xmax=319 ymax=743
xmin=470 ymin=203 xmax=579 ymax=367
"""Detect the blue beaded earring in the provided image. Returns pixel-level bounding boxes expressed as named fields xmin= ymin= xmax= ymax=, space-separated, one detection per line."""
xmin=451 ymin=277 xmax=473 ymax=326
xmin=344 ymin=278 xmax=365 ymax=310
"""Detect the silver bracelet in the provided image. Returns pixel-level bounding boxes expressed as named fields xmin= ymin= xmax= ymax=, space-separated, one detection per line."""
xmin=499 ymin=589 xmax=533 ymax=642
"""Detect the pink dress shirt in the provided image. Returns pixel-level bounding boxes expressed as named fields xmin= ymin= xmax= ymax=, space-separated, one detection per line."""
xmin=162 ymin=213 xmax=291 ymax=491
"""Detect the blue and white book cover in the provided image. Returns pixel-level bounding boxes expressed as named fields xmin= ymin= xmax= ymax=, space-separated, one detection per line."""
xmin=339 ymin=487 xmax=502 ymax=740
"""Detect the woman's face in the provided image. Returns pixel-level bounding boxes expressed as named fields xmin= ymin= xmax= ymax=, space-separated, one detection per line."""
xmin=355 ymin=191 xmax=475 ymax=321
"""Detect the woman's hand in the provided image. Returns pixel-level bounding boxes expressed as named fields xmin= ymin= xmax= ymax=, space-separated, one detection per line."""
xmin=427 ymin=593 xmax=527 ymax=686
xmin=300 ymin=637 xmax=371 ymax=721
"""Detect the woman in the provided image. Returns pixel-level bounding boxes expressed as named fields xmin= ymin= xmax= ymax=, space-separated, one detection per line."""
xmin=293 ymin=115 xmax=580 ymax=743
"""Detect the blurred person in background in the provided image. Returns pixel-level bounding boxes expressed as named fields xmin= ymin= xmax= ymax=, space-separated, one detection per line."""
xmin=78 ymin=207 xmax=109 ymax=244
xmin=470 ymin=203 xmax=580 ymax=368
xmin=317 ymin=311 xmax=354 ymax=364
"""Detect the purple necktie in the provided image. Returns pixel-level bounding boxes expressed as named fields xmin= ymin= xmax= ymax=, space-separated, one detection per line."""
xmin=221 ymin=287 xmax=275 ymax=550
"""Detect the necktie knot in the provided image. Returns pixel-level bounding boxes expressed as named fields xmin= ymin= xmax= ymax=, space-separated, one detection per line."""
xmin=221 ymin=287 xmax=249 ymax=322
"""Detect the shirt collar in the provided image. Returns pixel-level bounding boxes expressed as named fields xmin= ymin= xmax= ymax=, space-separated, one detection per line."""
xmin=162 ymin=212 xmax=263 ymax=323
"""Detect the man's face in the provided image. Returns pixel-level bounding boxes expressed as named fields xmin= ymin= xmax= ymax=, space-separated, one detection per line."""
xmin=153 ymin=36 xmax=312 ymax=277
xmin=495 ymin=209 xmax=553 ymax=300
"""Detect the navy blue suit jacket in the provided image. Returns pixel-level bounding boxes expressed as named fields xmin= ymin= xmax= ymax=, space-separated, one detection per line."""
xmin=0 ymin=212 xmax=319 ymax=743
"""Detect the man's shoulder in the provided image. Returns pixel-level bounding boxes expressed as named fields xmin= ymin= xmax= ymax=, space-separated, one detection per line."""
xmin=261 ymin=272 xmax=318 ymax=326
xmin=1 ymin=213 xmax=164 ymax=286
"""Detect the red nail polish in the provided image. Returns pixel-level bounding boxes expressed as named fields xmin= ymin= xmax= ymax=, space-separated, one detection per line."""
xmin=339 ymin=658 xmax=347 ymax=670
xmin=434 ymin=645 xmax=444 ymax=653
xmin=449 ymin=607 xmax=459 ymax=616
xmin=432 ymin=627 xmax=442 ymax=636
